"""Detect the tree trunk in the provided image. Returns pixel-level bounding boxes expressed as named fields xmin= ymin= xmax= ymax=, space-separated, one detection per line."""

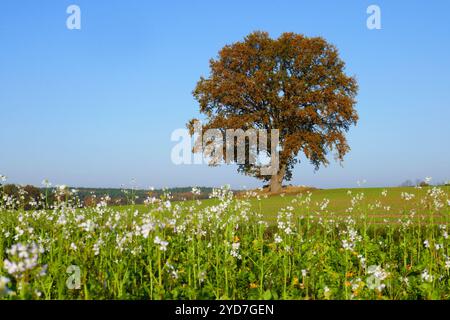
xmin=269 ymin=165 xmax=286 ymax=193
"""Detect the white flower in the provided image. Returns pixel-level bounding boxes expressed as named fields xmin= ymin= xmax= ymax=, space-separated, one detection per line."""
xmin=401 ymin=277 xmax=409 ymax=286
xmin=423 ymin=240 xmax=430 ymax=248
xmin=421 ymin=269 xmax=433 ymax=282
xmin=80 ymin=220 xmax=96 ymax=232
xmin=367 ymin=265 xmax=389 ymax=281
xmin=274 ymin=234 xmax=283 ymax=244
xmin=165 ymin=262 xmax=178 ymax=279
xmin=0 ymin=175 xmax=7 ymax=183
xmin=284 ymin=226 xmax=292 ymax=235
xmin=191 ymin=187 xmax=201 ymax=196
xmin=357 ymin=179 xmax=367 ymax=187
xmin=342 ymin=239 xmax=353 ymax=251
xmin=199 ymin=271 xmax=206 ymax=283
xmin=3 ymin=242 xmax=45 ymax=279
xmin=319 ymin=199 xmax=330 ymax=211
xmin=159 ymin=241 xmax=169 ymax=251
xmin=41 ymin=179 xmax=51 ymax=187
xmin=0 ymin=276 xmax=11 ymax=297
xmin=445 ymin=259 xmax=450 ymax=269
xmin=401 ymin=192 xmax=415 ymax=201
xmin=230 ymin=242 xmax=241 ymax=259
xmin=93 ymin=239 xmax=103 ymax=256
xmin=357 ymin=254 xmax=367 ymax=268
xmin=154 ymin=236 xmax=169 ymax=251
xmin=141 ymin=222 xmax=155 ymax=238
xmin=366 ymin=265 xmax=389 ymax=291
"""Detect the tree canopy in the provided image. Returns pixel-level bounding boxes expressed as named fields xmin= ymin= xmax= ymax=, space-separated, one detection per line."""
xmin=189 ymin=31 xmax=358 ymax=192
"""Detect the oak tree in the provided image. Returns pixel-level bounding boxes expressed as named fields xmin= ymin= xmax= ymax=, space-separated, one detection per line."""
xmin=189 ymin=31 xmax=358 ymax=192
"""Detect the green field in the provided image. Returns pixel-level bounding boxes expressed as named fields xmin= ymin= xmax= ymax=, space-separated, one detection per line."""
xmin=127 ymin=186 xmax=450 ymax=223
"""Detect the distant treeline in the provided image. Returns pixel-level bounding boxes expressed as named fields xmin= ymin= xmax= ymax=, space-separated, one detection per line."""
xmin=73 ymin=186 xmax=215 ymax=205
xmin=0 ymin=184 xmax=215 ymax=210
xmin=399 ymin=179 xmax=450 ymax=187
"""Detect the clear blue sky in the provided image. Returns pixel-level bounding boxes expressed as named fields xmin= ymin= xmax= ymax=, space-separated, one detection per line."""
xmin=1 ymin=0 xmax=449 ymax=189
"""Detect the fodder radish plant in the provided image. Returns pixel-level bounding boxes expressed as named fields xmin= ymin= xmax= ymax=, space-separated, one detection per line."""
xmin=0 ymin=178 xmax=449 ymax=299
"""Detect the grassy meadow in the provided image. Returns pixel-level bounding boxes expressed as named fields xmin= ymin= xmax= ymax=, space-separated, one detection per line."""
xmin=1 ymin=183 xmax=450 ymax=299
xmin=129 ymin=186 xmax=450 ymax=223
